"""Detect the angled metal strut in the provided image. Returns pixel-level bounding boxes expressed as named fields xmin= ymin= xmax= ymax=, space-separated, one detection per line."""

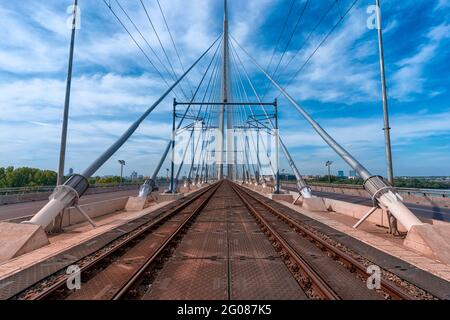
xmin=232 ymin=36 xmax=422 ymax=231
xmin=27 ymin=37 xmax=221 ymax=228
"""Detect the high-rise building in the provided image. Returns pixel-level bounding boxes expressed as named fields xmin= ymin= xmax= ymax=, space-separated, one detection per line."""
xmin=338 ymin=171 xmax=345 ymax=178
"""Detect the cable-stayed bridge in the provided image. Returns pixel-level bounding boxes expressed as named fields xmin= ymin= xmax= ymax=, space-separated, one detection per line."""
xmin=0 ymin=0 xmax=449 ymax=301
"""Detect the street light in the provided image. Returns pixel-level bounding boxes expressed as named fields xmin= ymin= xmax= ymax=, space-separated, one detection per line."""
xmin=325 ymin=161 xmax=333 ymax=184
xmin=118 ymin=160 xmax=126 ymax=186
xmin=282 ymin=169 xmax=288 ymax=182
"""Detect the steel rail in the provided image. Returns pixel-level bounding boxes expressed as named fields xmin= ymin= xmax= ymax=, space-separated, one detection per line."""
xmin=20 ymin=184 xmax=219 ymax=300
xmin=112 ymin=183 xmax=221 ymax=299
xmin=231 ymin=184 xmax=340 ymax=300
xmin=234 ymin=184 xmax=417 ymax=300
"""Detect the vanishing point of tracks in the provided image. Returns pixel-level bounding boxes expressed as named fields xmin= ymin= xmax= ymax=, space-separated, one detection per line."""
xmin=16 ymin=180 xmax=425 ymax=300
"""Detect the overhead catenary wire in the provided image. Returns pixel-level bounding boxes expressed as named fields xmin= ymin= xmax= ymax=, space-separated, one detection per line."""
xmin=174 ymin=48 xmax=222 ymax=183
xmin=230 ymin=47 xmax=277 ymax=180
xmin=228 ymin=48 xmax=270 ymax=181
xmin=230 ymin=40 xmax=312 ymax=194
xmin=103 ymin=0 xmax=188 ymax=100
xmin=114 ymin=0 xmax=192 ymax=102
xmin=139 ymin=0 xmax=191 ymax=100
xmin=272 ymin=0 xmax=337 ymax=87
xmin=262 ymin=0 xmax=297 ymax=90
xmin=148 ymin=36 xmax=223 ymax=182
xmin=83 ymin=35 xmax=222 ymax=179
xmin=261 ymin=0 xmax=310 ymax=100
xmin=156 ymin=0 xmax=195 ymax=97
xmin=277 ymin=0 xmax=360 ymax=97
xmin=189 ymin=55 xmax=223 ymax=181
xmin=231 ymin=34 xmax=424 ymax=232
xmin=28 ymin=36 xmax=221 ymax=228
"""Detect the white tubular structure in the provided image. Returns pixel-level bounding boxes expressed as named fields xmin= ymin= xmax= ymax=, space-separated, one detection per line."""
xmin=300 ymin=186 xmax=313 ymax=198
xmin=233 ymin=37 xmax=423 ymax=231
xmin=378 ymin=192 xmax=419 ymax=231
xmin=25 ymin=186 xmax=77 ymax=228
xmin=25 ymin=37 xmax=221 ymax=229
xmin=139 ymin=180 xmax=155 ymax=198
xmin=26 ymin=174 xmax=89 ymax=227
xmin=363 ymin=175 xmax=423 ymax=231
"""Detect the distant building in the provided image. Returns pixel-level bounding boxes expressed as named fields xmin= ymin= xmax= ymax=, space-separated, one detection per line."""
xmin=130 ymin=171 xmax=138 ymax=181
xmin=68 ymin=168 xmax=74 ymax=175
xmin=349 ymin=170 xmax=357 ymax=180
xmin=338 ymin=171 xmax=345 ymax=178
xmin=304 ymin=175 xmax=321 ymax=180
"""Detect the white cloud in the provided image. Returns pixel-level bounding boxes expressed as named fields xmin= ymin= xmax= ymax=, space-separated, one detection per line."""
xmin=253 ymin=5 xmax=382 ymax=105
xmin=0 ymin=73 xmax=171 ymax=122
xmin=391 ymin=23 xmax=450 ymax=100
xmin=279 ymin=109 xmax=450 ymax=175
xmin=0 ymin=5 xmax=67 ymax=73
xmin=435 ymin=0 xmax=450 ymax=9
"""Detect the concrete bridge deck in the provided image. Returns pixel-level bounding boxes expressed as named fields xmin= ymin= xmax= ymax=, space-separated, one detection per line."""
xmin=0 ymin=181 xmax=449 ymax=300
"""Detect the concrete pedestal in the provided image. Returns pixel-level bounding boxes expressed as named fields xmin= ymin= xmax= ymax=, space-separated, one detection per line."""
xmin=125 ymin=197 xmax=149 ymax=211
xmin=404 ymin=224 xmax=450 ymax=264
xmin=301 ymin=197 xmax=328 ymax=212
xmin=179 ymin=187 xmax=191 ymax=193
xmin=261 ymin=187 xmax=273 ymax=194
xmin=270 ymin=193 xmax=294 ymax=203
xmin=156 ymin=193 xmax=184 ymax=203
xmin=254 ymin=185 xmax=263 ymax=192
xmin=0 ymin=222 xmax=50 ymax=263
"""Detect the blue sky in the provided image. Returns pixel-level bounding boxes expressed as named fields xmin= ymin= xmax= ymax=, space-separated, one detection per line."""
xmin=0 ymin=0 xmax=449 ymax=178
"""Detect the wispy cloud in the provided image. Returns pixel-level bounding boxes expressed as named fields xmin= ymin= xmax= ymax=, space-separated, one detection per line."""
xmin=391 ymin=23 xmax=450 ymax=100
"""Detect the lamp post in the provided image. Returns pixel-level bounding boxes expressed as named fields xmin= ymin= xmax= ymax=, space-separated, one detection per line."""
xmin=375 ymin=0 xmax=394 ymax=185
xmin=57 ymin=0 xmax=79 ymax=186
xmin=325 ymin=161 xmax=333 ymax=184
xmin=118 ymin=160 xmax=126 ymax=186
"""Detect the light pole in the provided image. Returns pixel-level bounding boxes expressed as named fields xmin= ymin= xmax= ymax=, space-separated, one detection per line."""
xmin=166 ymin=168 xmax=170 ymax=187
xmin=118 ymin=160 xmax=126 ymax=186
xmin=57 ymin=0 xmax=78 ymax=186
xmin=325 ymin=161 xmax=333 ymax=184
xmin=376 ymin=0 xmax=394 ymax=185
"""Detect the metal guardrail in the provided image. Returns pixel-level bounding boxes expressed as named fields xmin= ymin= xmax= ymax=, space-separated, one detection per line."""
xmin=280 ymin=182 xmax=450 ymax=198
xmin=0 ymin=183 xmax=141 ymax=195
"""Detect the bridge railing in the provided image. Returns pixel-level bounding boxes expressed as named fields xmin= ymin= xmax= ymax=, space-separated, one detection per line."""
xmin=280 ymin=181 xmax=450 ymax=199
xmin=0 ymin=183 xmax=141 ymax=196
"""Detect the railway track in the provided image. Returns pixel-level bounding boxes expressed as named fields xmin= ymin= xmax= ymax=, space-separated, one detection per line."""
xmin=17 ymin=182 xmax=221 ymax=300
xmin=15 ymin=180 xmax=430 ymax=300
xmin=231 ymin=184 xmax=417 ymax=300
